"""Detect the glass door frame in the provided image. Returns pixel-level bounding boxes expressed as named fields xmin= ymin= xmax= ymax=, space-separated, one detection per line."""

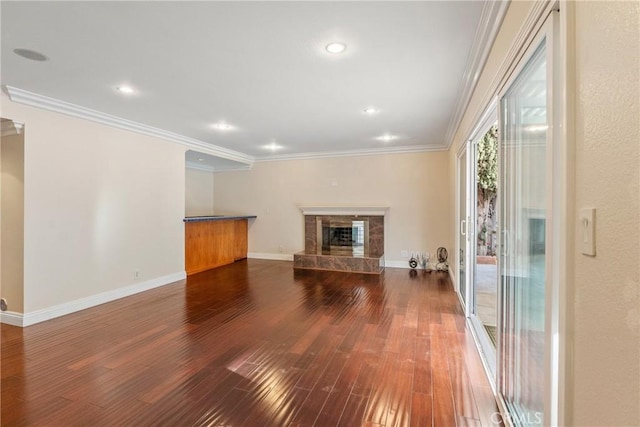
xmin=454 ymin=4 xmax=568 ymax=425
xmin=466 ymin=105 xmax=499 ymax=383
xmin=499 ymin=41 xmax=549 ymax=425
xmin=495 ymin=10 xmax=562 ymax=426
xmin=455 ymin=141 xmax=471 ymax=312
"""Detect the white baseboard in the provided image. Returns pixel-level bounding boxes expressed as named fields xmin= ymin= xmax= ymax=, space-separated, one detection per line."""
xmin=243 ymin=256 xmax=429 ymax=270
xmin=247 ymin=252 xmax=294 ymax=261
xmin=386 ymin=259 xmax=438 ymax=270
xmin=245 ymin=255 xmax=442 ymax=272
xmin=0 ymin=311 xmax=24 ymax=327
xmin=386 ymin=260 xmax=454 ymax=276
xmin=1 ymin=271 xmax=186 ymax=328
xmin=385 ymin=259 xmax=411 ymax=269
xmin=449 ymin=268 xmax=456 ymax=284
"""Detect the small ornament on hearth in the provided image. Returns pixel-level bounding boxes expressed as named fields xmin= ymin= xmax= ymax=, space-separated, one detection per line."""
xmin=418 ymin=252 xmax=430 ymax=271
xmin=436 ymin=247 xmax=449 ymax=271
xmin=408 ymin=252 xmax=418 ymax=269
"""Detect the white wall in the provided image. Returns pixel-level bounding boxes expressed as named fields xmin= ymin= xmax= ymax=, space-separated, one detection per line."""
xmin=214 ymin=151 xmax=452 ymax=264
xmin=1 ymin=92 xmax=186 ymax=316
xmin=571 ymin=1 xmax=639 ymax=425
xmin=1 ymin=130 xmax=25 ymax=313
xmin=185 ymin=168 xmax=214 ymax=216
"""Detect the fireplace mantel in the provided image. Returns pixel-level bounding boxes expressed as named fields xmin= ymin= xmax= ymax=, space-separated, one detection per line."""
xmin=299 ymin=206 xmax=389 ymax=216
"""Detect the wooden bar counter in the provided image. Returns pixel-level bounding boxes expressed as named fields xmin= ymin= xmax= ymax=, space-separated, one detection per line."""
xmin=184 ymin=215 xmax=256 ymax=275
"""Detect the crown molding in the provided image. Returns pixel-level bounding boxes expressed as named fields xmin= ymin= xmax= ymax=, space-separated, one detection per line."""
xmin=212 ymin=164 xmax=252 ymax=172
xmin=444 ymin=0 xmax=510 ymax=149
xmin=4 ymin=86 xmax=448 ymax=166
xmin=1 ymin=119 xmax=24 ymax=137
xmin=185 ymin=161 xmax=215 ymax=172
xmin=451 ymin=0 xmax=552 ymax=153
xmin=185 ymin=160 xmax=251 ymax=172
xmin=254 ymin=144 xmax=446 ymax=163
xmin=3 ymin=85 xmax=255 ymax=165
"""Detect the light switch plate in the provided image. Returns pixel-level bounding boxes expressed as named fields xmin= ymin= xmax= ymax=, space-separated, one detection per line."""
xmin=579 ymin=208 xmax=596 ymax=256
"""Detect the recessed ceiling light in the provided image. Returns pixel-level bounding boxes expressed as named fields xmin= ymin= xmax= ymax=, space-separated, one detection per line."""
xmin=325 ymin=42 xmax=346 ymax=54
xmin=198 ymin=158 xmax=204 ymax=161
xmin=263 ymin=142 xmax=283 ymax=151
xmin=13 ymin=48 xmax=48 ymax=62
xmin=116 ymin=86 xmax=135 ymax=94
xmin=377 ymin=134 xmax=396 ymax=142
xmin=364 ymin=107 xmax=378 ymax=114
xmin=212 ymin=122 xmax=233 ymax=131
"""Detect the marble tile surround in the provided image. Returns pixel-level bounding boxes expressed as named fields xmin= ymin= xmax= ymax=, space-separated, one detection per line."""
xmin=303 ymin=215 xmax=384 ymax=256
xmin=293 ymin=252 xmax=384 ymax=274
xmin=296 ymin=214 xmax=385 ymax=274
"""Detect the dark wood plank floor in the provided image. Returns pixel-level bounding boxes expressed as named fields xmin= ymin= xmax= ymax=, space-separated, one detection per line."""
xmin=1 ymin=260 xmax=501 ymax=426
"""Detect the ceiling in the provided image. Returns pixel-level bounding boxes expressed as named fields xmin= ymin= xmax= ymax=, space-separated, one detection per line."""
xmin=1 ymin=1 xmax=490 ymax=167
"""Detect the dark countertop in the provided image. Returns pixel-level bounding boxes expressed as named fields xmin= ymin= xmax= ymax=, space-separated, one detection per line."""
xmin=183 ymin=215 xmax=257 ymax=223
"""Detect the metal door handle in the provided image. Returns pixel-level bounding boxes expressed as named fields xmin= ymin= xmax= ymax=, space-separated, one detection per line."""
xmin=460 ymin=219 xmax=467 ymax=236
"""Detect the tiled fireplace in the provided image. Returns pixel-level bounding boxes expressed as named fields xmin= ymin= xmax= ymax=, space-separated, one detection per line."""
xmin=293 ymin=206 xmax=387 ymax=274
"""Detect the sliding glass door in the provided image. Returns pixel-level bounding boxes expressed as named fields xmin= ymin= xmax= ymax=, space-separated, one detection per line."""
xmin=468 ymin=121 xmax=499 ymax=378
xmin=456 ymin=9 xmax=559 ymax=426
xmin=457 ymin=146 xmax=469 ymax=307
xmin=498 ymin=31 xmax=549 ymax=426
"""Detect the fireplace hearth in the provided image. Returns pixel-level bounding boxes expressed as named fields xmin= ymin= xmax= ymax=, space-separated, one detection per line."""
xmin=294 ymin=206 xmax=387 ymax=274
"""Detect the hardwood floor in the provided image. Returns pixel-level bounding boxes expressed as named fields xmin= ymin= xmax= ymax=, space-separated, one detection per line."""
xmin=1 ymin=260 xmax=501 ymax=426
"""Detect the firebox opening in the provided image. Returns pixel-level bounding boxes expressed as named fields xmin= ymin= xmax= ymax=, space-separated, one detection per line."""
xmin=317 ymin=218 xmax=369 ymax=256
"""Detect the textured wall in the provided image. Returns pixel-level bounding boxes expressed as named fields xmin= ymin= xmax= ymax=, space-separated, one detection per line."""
xmin=185 ymin=168 xmax=214 ymax=216
xmin=214 ymin=151 xmax=452 ymax=265
xmin=571 ymin=2 xmax=640 ymax=425
xmin=1 ymin=92 xmax=186 ymax=314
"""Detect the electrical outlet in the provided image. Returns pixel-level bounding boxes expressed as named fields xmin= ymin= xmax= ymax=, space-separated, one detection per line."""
xmin=134 ymin=270 xmax=140 ymax=280
xmin=278 ymin=245 xmax=284 ymax=253
xmin=400 ymin=250 xmax=409 ymax=258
